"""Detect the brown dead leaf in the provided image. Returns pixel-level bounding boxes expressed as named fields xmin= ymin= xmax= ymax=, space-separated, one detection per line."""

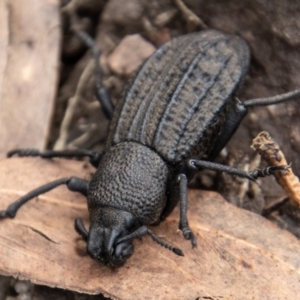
xmin=0 ymin=0 xmax=60 ymax=158
xmin=0 ymin=158 xmax=300 ymax=299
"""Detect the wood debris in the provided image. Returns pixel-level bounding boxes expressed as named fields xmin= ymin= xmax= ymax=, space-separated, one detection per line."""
xmin=251 ymin=131 xmax=300 ymax=208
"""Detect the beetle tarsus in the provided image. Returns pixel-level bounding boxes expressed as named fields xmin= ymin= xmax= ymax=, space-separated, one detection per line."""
xmin=180 ymin=226 xmax=197 ymax=248
xmin=248 ymin=165 xmax=290 ymax=180
xmin=7 ymin=148 xmax=40 ymax=158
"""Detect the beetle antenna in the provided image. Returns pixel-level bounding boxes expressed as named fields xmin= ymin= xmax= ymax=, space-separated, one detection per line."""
xmin=117 ymin=225 xmax=184 ymax=256
xmin=147 ymin=228 xmax=184 ymax=256
xmin=244 ymin=89 xmax=300 ymax=107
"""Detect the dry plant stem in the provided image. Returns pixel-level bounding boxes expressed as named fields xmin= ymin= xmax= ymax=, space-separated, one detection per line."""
xmin=68 ymin=123 xmax=99 ymax=149
xmin=173 ymin=0 xmax=208 ymax=30
xmin=251 ymin=131 xmax=300 ymax=208
xmin=54 ymin=60 xmax=95 ymax=150
xmin=61 ymin=0 xmax=83 ymax=24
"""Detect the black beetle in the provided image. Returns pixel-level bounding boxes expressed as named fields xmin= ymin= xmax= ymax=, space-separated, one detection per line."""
xmin=1 ymin=29 xmax=299 ymax=267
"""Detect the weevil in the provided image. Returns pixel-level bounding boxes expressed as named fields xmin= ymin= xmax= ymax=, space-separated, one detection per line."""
xmin=1 ymin=29 xmax=300 ymax=267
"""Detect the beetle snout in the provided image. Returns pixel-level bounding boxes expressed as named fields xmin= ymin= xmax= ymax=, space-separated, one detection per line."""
xmin=104 ymin=230 xmax=134 ymax=267
xmin=114 ymin=240 xmax=134 ymax=262
xmin=87 ymin=226 xmax=134 ymax=267
xmin=103 ymin=240 xmax=134 ymax=267
xmin=115 ymin=240 xmax=133 ymax=257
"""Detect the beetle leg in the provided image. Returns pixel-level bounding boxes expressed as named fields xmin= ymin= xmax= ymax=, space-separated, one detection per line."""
xmin=244 ymin=89 xmax=300 ymax=107
xmin=75 ymin=217 xmax=89 ymax=241
xmin=76 ymin=31 xmax=114 ymax=120
xmin=178 ymin=173 xmax=197 ymax=248
xmin=0 ymin=177 xmax=89 ymax=219
xmin=187 ymin=159 xmax=290 ymax=181
xmin=7 ymin=149 xmax=102 ymax=168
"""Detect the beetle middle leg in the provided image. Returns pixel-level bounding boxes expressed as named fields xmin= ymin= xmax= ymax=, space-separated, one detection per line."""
xmin=8 ymin=148 xmax=102 ymax=168
xmin=187 ymin=159 xmax=290 ymax=181
xmin=0 ymin=177 xmax=89 ymax=219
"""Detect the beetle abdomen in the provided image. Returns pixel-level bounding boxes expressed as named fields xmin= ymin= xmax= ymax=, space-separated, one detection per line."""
xmin=107 ymin=30 xmax=250 ymax=163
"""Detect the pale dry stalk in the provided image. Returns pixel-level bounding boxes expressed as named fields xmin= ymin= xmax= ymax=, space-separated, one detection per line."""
xmin=173 ymin=0 xmax=208 ymax=30
xmin=251 ymin=131 xmax=300 ymax=208
xmin=54 ymin=59 xmax=95 ymax=150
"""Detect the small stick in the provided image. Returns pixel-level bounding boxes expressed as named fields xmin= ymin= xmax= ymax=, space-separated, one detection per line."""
xmin=173 ymin=0 xmax=207 ymax=30
xmin=251 ymin=131 xmax=300 ymax=208
xmin=54 ymin=60 xmax=95 ymax=150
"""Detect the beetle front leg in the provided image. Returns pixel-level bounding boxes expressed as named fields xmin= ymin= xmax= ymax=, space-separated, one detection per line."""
xmin=0 ymin=177 xmax=89 ymax=219
xmin=178 ymin=173 xmax=197 ymax=248
xmin=75 ymin=218 xmax=89 ymax=241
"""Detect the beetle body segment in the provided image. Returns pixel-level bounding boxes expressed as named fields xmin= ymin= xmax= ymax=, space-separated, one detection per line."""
xmin=107 ymin=30 xmax=250 ymax=163
xmin=88 ymin=142 xmax=169 ymax=225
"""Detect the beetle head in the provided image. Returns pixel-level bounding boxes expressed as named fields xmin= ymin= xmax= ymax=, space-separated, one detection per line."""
xmin=87 ymin=206 xmax=140 ymax=267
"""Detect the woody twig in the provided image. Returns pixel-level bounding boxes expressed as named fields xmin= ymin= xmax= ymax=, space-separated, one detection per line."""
xmin=251 ymin=131 xmax=300 ymax=208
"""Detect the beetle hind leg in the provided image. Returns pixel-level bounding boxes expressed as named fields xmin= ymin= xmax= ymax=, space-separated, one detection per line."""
xmin=76 ymin=30 xmax=114 ymax=120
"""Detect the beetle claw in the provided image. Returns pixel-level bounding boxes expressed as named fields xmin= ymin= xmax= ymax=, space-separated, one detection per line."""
xmin=181 ymin=226 xmax=197 ymax=248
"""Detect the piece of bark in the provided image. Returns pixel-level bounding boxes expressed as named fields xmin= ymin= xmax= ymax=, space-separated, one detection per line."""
xmin=0 ymin=158 xmax=299 ymax=299
xmin=0 ymin=0 xmax=61 ymax=158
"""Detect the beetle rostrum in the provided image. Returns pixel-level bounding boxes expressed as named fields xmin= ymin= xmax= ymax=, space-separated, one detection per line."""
xmin=1 ymin=30 xmax=299 ymax=267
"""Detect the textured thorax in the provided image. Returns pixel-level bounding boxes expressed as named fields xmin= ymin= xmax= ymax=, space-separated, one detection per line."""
xmin=88 ymin=142 xmax=169 ymax=224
